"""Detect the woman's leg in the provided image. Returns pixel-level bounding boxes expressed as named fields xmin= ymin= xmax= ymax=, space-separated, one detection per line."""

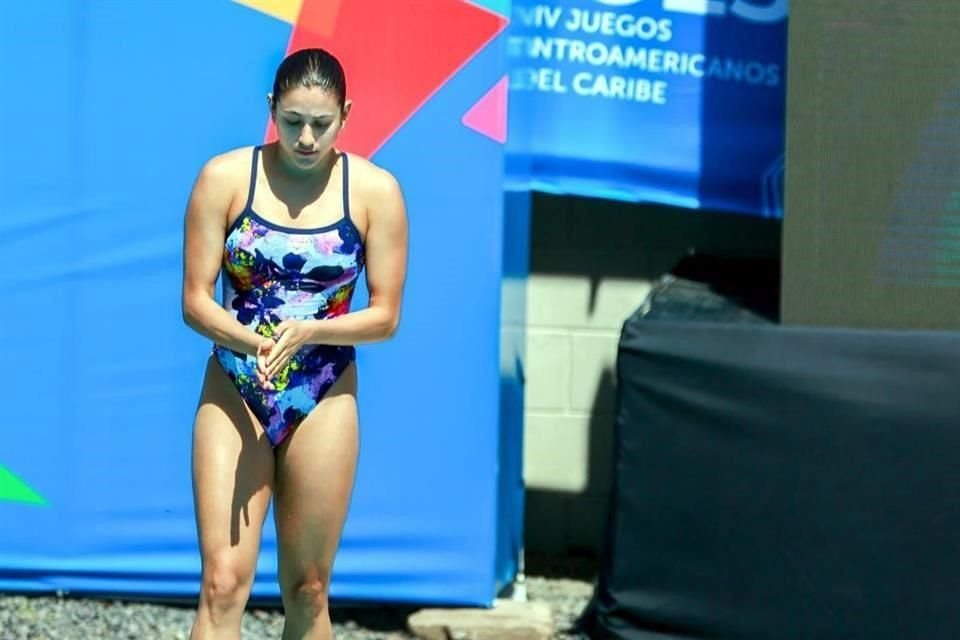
xmin=273 ymin=362 xmax=360 ymax=640
xmin=190 ymin=355 xmax=276 ymax=640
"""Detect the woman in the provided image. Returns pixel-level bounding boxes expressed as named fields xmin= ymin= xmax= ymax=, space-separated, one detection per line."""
xmin=181 ymin=48 xmax=408 ymax=640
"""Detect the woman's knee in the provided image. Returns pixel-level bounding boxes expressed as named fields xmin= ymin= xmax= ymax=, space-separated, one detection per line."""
xmin=200 ymin=555 xmax=254 ymax=614
xmin=283 ymin=571 xmax=331 ymax=615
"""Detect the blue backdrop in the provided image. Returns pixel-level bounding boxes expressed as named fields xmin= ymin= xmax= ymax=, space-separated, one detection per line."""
xmin=0 ymin=0 xmax=520 ymax=607
xmin=506 ymin=0 xmax=788 ymax=217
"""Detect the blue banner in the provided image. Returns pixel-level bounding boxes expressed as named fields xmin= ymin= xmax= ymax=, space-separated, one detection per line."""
xmin=1 ymin=0 xmax=519 ymax=607
xmin=506 ymin=0 xmax=788 ymax=217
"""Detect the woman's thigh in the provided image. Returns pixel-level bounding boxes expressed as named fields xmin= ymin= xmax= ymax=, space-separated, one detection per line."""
xmin=192 ymin=355 xmax=275 ymax=577
xmin=273 ymin=362 xmax=359 ymax=588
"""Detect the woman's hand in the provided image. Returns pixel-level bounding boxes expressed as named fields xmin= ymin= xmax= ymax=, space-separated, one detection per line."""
xmin=262 ymin=320 xmax=311 ymax=383
xmin=255 ymin=337 xmax=278 ymax=389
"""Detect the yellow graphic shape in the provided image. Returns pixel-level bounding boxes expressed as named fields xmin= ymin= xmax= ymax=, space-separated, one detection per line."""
xmin=233 ymin=0 xmax=304 ymax=24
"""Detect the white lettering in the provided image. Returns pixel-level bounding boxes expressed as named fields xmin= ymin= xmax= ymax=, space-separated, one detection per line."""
xmin=566 ymin=9 xmax=673 ymax=42
xmin=661 ymin=0 xmax=788 ymax=22
xmin=570 ymin=39 xmax=588 ymax=63
xmin=647 ymin=49 xmax=663 ymax=73
xmin=662 ymin=0 xmax=726 ymax=17
xmin=730 ymin=0 xmax=789 ymax=23
xmin=516 ymin=5 xmax=563 ymax=29
xmin=572 ymin=72 xmax=669 ymax=104
xmin=765 ymin=63 xmax=780 ymax=87
xmin=511 ymin=67 xmax=568 ymax=93
xmin=662 ymin=50 xmax=682 ymax=74
xmin=514 ymin=38 xmax=778 ymax=87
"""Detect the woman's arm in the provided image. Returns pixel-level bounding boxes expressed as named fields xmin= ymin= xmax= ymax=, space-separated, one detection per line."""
xmin=181 ymin=155 xmax=267 ymax=357
xmin=261 ymin=164 xmax=408 ymax=381
xmin=303 ymin=168 xmax=409 ymax=345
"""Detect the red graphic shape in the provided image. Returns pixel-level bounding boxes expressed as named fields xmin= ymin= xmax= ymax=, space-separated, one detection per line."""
xmin=462 ymin=75 xmax=508 ymax=144
xmin=274 ymin=0 xmax=507 ymax=157
xmin=308 ymin=0 xmax=341 ymax=36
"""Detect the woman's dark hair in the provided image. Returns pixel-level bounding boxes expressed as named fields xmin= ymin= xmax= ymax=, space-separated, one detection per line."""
xmin=271 ymin=48 xmax=347 ymax=109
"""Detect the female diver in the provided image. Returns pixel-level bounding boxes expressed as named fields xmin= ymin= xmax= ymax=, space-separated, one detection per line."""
xmin=181 ymin=48 xmax=408 ymax=640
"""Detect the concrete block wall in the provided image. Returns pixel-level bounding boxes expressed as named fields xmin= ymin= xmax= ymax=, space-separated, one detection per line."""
xmin=523 ymin=193 xmax=781 ymax=554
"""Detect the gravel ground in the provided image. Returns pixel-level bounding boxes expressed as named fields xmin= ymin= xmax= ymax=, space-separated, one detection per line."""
xmin=0 ymin=554 xmax=596 ymax=640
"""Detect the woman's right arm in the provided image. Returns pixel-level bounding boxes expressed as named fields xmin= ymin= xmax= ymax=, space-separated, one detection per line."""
xmin=181 ymin=156 xmax=264 ymax=357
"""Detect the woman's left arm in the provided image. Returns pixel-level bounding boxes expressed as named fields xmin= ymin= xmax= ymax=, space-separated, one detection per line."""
xmin=264 ymin=169 xmax=408 ymax=379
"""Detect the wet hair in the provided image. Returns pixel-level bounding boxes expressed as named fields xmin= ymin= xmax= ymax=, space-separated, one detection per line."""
xmin=270 ymin=48 xmax=347 ymax=110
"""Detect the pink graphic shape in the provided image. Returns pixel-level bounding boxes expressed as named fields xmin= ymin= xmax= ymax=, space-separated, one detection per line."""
xmin=462 ymin=75 xmax=508 ymax=144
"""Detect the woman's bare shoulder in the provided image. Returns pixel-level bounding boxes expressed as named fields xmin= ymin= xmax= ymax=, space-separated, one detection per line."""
xmin=186 ymin=146 xmax=257 ymax=222
xmin=344 ymin=152 xmax=401 ymax=194
xmin=196 ymin=145 xmax=257 ymax=187
xmin=344 ymin=154 xmax=406 ymax=233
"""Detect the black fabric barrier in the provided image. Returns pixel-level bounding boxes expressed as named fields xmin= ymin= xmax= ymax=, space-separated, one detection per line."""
xmin=581 ymin=315 xmax=960 ymax=639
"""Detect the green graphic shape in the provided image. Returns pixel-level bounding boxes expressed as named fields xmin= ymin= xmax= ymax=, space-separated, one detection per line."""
xmin=0 ymin=466 xmax=46 ymax=505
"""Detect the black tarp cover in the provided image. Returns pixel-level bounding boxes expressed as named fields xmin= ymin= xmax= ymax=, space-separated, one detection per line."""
xmin=583 ymin=315 xmax=960 ymax=639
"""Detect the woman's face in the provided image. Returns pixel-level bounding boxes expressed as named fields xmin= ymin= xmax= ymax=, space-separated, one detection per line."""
xmin=272 ymin=85 xmax=349 ymax=170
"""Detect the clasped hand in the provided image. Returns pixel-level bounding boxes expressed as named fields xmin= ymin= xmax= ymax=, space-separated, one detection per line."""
xmin=255 ymin=320 xmax=310 ymax=389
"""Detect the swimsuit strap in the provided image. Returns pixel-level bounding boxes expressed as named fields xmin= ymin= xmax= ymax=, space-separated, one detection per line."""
xmin=245 ymin=145 xmax=262 ymax=210
xmin=341 ymin=151 xmax=351 ymax=221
